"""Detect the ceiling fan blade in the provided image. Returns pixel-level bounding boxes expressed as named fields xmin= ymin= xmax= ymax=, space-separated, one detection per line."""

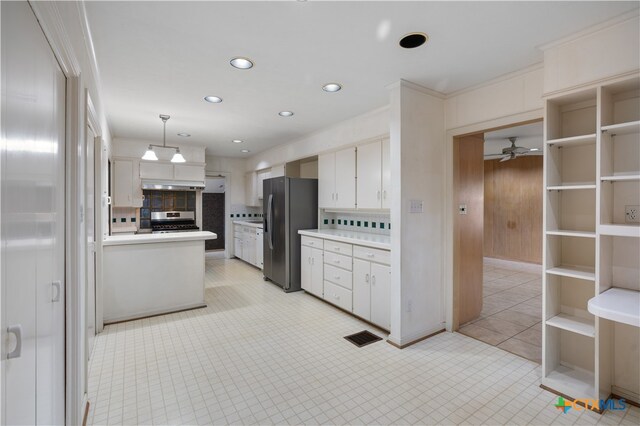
xmin=499 ymin=154 xmax=512 ymax=162
xmin=484 ymin=153 xmax=505 ymax=158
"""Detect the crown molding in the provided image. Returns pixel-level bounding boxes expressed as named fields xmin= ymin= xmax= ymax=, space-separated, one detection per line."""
xmin=386 ymin=79 xmax=447 ymax=99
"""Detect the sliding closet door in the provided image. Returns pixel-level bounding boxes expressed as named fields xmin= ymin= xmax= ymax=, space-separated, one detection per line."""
xmin=1 ymin=2 xmax=66 ymax=425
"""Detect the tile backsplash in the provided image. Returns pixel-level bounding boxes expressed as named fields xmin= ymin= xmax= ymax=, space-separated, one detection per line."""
xmin=320 ymin=211 xmax=390 ymax=235
xmin=230 ymin=204 xmax=263 ymax=220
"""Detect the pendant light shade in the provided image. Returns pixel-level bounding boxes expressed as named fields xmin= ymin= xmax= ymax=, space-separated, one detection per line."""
xmin=142 ymin=114 xmax=187 ymax=162
xmin=171 ymin=149 xmax=186 ymax=163
xmin=142 ymin=146 xmax=158 ymax=161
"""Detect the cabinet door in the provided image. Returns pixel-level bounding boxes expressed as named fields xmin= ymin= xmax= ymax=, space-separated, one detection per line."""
xmin=245 ymin=172 xmax=258 ymax=207
xmin=353 ymin=259 xmax=371 ymax=320
xmin=381 ymin=138 xmax=391 ymax=209
xmin=356 ymin=140 xmax=382 ymax=209
xmin=318 ymin=152 xmax=335 ymax=208
xmin=370 ymin=263 xmax=391 ymax=329
xmin=113 ymin=160 xmax=133 ymax=207
xmin=246 ymin=233 xmax=256 ymax=265
xmin=174 ymin=164 xmax=204 ymax=182
xmin=139 ymin=162 xmax=174 ymax=180
xmin=256 ymin=229 xmax=264 ymax=269
xmin=234 ymin=237 xmax=242 ymax=259
xmin=301 ymin=245 xmax=312 ymax=292
xmin=310 ymin=248 xmax=324 ymax=296
xmin=335 ymin=147 xmax=356 ymax=208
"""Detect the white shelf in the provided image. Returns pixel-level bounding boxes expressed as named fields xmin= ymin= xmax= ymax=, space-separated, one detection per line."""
xmin=546 ymin=230 xmax=596 ymax=238
xmin=601 ymin=120 xmax=640 ymax=136
xmin=546 ymin=313 xmax=595 ymax=337
xmin=601 ymin=174 xmax=640 ymax=182
xmin=543 ymin=366 xmax=596 ymax=400
xmin=588 ymin=288 xmax=640 ymax=328
xmin=599 ymin=224 xmax=640 ymax=238
xmin=546 ymin=134 xmax=597 ymax=147
xmin=546 ymin=265 xmax=595 ymax=281
xmin=547 ymin=184 xmax=596 ymax=191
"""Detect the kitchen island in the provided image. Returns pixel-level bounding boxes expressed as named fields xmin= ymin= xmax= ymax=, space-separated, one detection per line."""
xmin=102 ymin=231 xmax=216 ymax=323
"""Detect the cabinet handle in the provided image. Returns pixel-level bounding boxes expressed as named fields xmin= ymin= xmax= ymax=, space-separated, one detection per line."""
xmin=51 ymin=280 xmax=61 ymax=302
xmin=334 ymin=294 xmax=340 ymax=300
xmin=332 ymin=193 xmax=335 ymax=200
xmin=365 ymin=273 xmax=369 ymax=283
xmin=336 ymin=192 xmax=339 ymax=201
xmin=106 ymin=196 xmax=112 ymax=206
xmin=367 ymin=253 xmax=374 ymax=258
xmin=333 ymin=259 xmax=340 ymax=264
xmin=334 ymin=247 xmax=340 ymax=252
xmin=6 ymin=324 xmax=22 ymax=359
xmin=312 ymin=257 xmax=315 ymax=265
xmin=372 ymin=275 xmax=376 ymax=285
xmin=377 ymin=190 xmax=381 ymax=200
xmin=334 ymin=276 xmax=340 ymax=280
xmin=308 ymin=257 xmax=312 ymax=265
xmin=383 ymin=190 xmax=387 ymax=200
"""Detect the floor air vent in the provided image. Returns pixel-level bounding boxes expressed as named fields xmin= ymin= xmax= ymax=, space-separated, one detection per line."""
xmin=344 ymin=330 xmax=382 ymax=347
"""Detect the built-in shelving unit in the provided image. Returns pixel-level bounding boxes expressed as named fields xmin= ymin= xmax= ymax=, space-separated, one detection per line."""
xmin=543 ymin=74 xmax=640 ymax=410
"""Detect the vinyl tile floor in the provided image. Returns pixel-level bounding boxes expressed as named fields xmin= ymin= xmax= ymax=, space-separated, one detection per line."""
xmin=87 ymin=258 xmax=639 ymax=425
xmin=459 ymin=259 xmax=543 ymax=364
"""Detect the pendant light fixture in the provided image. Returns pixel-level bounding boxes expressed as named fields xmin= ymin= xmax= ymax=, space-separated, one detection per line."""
xmin=141 ymin=114 xmax=187 ymax=163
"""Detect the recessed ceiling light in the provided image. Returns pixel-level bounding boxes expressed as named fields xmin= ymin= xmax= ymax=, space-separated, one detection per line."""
xmin=232 ymin=139 xmax=243 ymax=144
xmin=177 ymin=132 xmax=191 ymax=137
xmin=399 ymin=32 xmax=428 ymax=49
xmin=241 ymin=149 xmax=250 ymax=153
xmin=230 ymin=57 xmax=253 ymax=69
xmin=204 ymin=96 xmax=222 ymax=103
xmin=278 ymin=111 xmax=294 ymax=117
xmin=322 ymin=83 xmax=342 ymax=92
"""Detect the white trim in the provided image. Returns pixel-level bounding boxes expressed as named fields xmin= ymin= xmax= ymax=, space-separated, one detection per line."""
xmin=28 ymin=1 xmax=80 ymax=77
xmin=543 ymin=70 xmax=640 ymax=100
xmin=445 ymin=63 xmax=544 ymax=99
xmin=538 ymin=9 xmax=640 ymax=51
xmin=386 ymin=79 xmax=447 ymax=99
xmin=444 ymin=110 xmax=544 ymax=332
xmin=205 ymin=172 xmax=233 ymax=259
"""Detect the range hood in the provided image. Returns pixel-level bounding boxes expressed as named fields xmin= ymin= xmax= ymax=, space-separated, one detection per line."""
xmin=141 ymin=180 xmax=205 ymax=191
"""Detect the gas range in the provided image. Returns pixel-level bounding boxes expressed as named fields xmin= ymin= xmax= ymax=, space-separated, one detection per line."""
xmin=150 ymin=211 xmax=199 ymax=234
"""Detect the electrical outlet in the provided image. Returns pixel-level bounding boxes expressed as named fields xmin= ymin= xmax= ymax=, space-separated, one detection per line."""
xmin=626 ymin=205 xmax=639 ymax=223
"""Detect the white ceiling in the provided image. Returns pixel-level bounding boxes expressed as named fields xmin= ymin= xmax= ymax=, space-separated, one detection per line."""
xmin=85 ymin=1 xmax=638 ymax=157
xmin=484 ymin=122 xmax=543 ymax=158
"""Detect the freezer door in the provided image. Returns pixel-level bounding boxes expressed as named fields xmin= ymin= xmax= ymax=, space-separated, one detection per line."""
xmin=262 ymin=178 xmax=272 ymax=279
xmin=285 ymin=178 xmax=318 ymax=292
xmin=264 ymin=177 xmax=287 ymax=287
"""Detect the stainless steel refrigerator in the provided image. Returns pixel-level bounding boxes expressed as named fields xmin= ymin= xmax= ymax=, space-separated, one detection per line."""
xmin=263 ymin=177 xmax=318 ymax=292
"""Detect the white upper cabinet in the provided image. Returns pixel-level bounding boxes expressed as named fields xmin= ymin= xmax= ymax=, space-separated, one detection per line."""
xmin=139 ymin=162 xmax=174 ymax=180
xmin=245 ymin=172 xmax=259 ymax=207
xmin=174 ymin=164 xmax=205 ymax=182
xmin=319 ymin=147 xmax=356 ymax=209
xmin=113 ymin=160 xmax=143 ymax=207
xmin=381 ymin=138 xmax=391 ymax=209
xmin=257 ymin=169 xmax=271 ymax=200
xmin=356 ymin=138 xmax=390 ymax=210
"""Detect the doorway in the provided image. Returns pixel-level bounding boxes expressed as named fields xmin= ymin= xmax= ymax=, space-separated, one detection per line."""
xmin=203 ymin=176 xmax=226 ymax=253
xmin=454 ymin=120 xmax=544 ymax=363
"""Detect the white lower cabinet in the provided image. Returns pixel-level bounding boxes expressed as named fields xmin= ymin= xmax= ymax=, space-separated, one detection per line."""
xmin=300 ymin=234 xmax=391 ymax=330
xmin=234 ymin=224 xmax=263 ymax=269
xmin=301 ymin=244 xmax=323 ymax=297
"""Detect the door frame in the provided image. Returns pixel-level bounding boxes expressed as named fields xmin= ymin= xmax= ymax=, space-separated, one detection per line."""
xmin=205 ymin=172 xmax=232 ymax=258
xmin=446 ymin=112 xmax=544 ymax=331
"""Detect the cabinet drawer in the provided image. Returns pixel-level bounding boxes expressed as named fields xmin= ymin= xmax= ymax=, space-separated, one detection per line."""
xmin=324 ymin=240 xmax=352 ymax=256
xmin=323 ymin=281 xmax=352 ymax=312
xmin=324 ymin=251 xmax=352 ymax=271
xmin=301 ymin=235 xmax=324 ymax=249
xmin=353 ymin=245 xmax=391 ymax=265
xmin=324 ymin=264 xmax=352 ymax=290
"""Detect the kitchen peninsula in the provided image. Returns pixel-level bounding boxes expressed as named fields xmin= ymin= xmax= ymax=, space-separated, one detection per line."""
xmin=102 ymin=231 xmax=216 ymax=323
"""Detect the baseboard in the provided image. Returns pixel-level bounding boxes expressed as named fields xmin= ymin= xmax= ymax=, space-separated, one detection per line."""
xmin=104 ymin=303 xmax=207 ymax=325
xmin=484 ymin=257 xmax=542 ymax=273
xmin=612 ymin=387 xmax=640 ymax=407
xmin=82 ymin=399 xmax=90 ymax=426
xmin=387 ymin=327 xmax=446 ymax=349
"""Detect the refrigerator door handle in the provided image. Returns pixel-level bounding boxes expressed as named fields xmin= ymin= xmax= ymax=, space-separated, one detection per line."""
xmin=267 ymin=193 xmax=274 ymax=250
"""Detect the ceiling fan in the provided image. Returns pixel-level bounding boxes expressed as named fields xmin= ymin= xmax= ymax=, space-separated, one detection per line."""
xmin=484 ymin=137 xmax=539 ymax=162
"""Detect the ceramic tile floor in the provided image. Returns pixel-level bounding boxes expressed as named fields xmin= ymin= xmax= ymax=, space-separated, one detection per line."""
xmin=87 ymin=258 xmax=639 ymax=425
xmin=459 ymin=259 xmax=543 ymax=364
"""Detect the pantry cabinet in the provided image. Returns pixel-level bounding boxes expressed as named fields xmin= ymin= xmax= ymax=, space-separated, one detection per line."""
xmin=318 ymin=147 xmax=356 ymax=209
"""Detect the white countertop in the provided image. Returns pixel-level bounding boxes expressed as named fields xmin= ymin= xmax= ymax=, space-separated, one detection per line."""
xmin=588 ymin=288 xmax=640 ymax=328
xmin=234 ymin=220 xmax=264 ymax=229
xmin=103 ymin=231 xmax=217 ymax=246
xmin=298 ymin=229 xmax=391 ymax=250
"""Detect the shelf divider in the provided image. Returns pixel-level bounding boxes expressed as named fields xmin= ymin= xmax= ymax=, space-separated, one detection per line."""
xmin=601 ymin=120 xmax=640 ymax=136
xmin=546 ymin=230 xmax=596 ymax=238
xmin=546 ymin=265 xmax=595 ymax=281
xmin=599 ymin=224 xmax=640 ymax=238
xmin=547 ymin=184 xmax=596 ymax=191
xmin=546 ymin=133 xmax=597 ymax=147
xmin=546 ymin=313 xmax=595 ymax=337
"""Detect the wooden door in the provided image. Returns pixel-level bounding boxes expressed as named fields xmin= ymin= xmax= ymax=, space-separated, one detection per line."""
xmin=454 ymin=134 xmax=484 ymax=327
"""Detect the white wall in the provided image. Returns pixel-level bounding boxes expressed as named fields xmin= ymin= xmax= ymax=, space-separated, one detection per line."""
xmin=389 ymin=81 xmax=446 ymax=346
xmin=205 ymin=155 xmax=246 ymax=207
xmin=246 ymin=106 xmax=390 ymax=171
xmin=542 ymin=11 xmax=640 ymax=95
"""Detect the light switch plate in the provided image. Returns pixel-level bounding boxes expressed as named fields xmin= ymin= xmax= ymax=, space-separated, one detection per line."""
xmin=409 ymin=199 xmax=423 ymax=213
